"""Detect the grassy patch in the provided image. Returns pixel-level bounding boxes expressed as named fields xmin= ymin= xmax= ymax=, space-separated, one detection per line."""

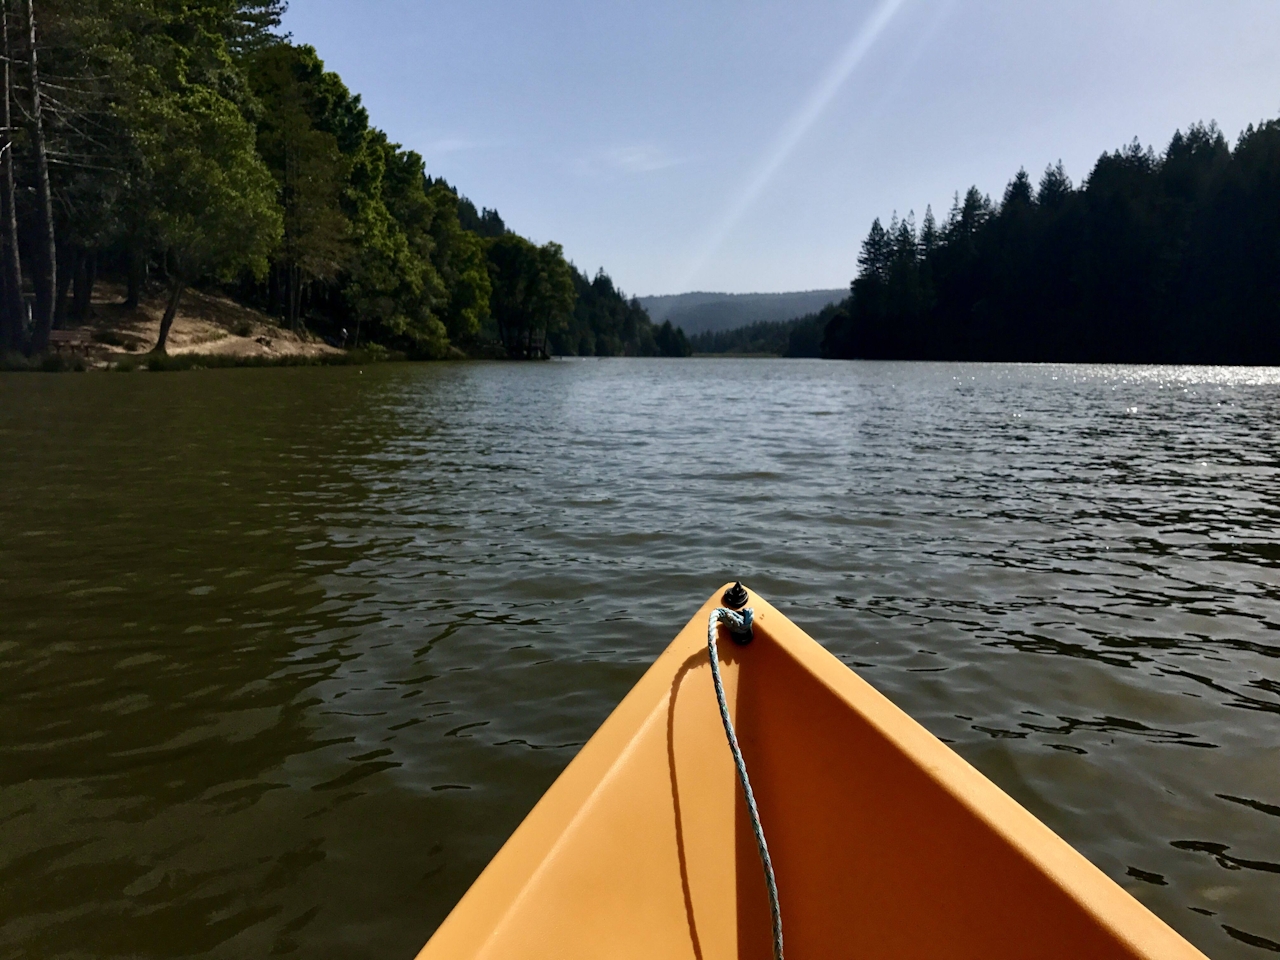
xmin=0 ymin=352 xmax=35 ymax=371
xmin=37 ymin=354 xmax=86 ymax=372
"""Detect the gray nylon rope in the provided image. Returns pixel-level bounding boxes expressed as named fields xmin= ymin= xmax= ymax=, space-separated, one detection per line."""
xmin=707 ymin=606 xmax=784 ymax=960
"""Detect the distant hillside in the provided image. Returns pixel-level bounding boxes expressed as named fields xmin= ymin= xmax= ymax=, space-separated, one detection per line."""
xmin=687 ymin=301 xmax=845 ymax=358
xmin=637 ymin=289 xmax=846 ymax=335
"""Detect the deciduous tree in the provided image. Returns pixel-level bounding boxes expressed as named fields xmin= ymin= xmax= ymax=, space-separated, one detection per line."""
xmin=130 ymin=86 xmax=281 ymax=352
xmin=486 ymin=234 xmax=574 ymax=359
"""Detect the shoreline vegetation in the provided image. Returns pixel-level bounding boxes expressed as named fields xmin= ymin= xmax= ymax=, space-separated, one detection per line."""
xmin=0 ymin=4 xmax=1274 ymax=372
xmin=0 ymin=0 xmax=692 ymax=371
xmin=820 ymin=120 xmax=1280 ymax=364
xmin=696 ymin=118 xmax=1280 ymax=364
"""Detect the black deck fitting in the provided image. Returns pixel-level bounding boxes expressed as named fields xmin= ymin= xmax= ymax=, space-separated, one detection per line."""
xmin=722 ymin=581 xmax=749 ymax=609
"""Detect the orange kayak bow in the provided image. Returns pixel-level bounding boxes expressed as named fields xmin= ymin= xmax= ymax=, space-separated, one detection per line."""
xmin=416 ymin=585 xmax=1205 ymax=959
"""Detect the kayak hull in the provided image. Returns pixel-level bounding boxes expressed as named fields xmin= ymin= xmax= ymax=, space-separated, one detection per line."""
xmin=416 ymin=586 xmax=1205 ymax=959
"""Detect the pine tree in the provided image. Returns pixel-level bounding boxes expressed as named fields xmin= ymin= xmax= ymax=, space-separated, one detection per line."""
xmin=1037 ymin=162 xmax=1072 ymax=207
xmin=856 ymin=218 xmax=891 ymax=282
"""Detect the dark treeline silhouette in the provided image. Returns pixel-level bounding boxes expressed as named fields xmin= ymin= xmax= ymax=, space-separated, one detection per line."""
xmin=687 ymin=307 xmax=831 ymax=357
xmin=549 ymin=268 xmax=690 ymax=358
xmin=652 ymin=319 xmax=693 ymax=358
xmin=639 ymin=288 xmax=845 ymax=336
xmin=688 ymin=320 xmax=788 ymax=355
xmin=823 ymin=119 xmax=1280 ymax=363
xmin=453 ymin=192 xmax=507 ymax=239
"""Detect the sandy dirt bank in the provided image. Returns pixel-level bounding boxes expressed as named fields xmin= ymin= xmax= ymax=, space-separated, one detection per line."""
xmin=45 ymin=283 xmax=343 ymax=365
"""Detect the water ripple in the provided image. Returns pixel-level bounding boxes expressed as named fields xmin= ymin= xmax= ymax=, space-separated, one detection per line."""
xmin=1 ymin=360 xmax=1278 ymax=957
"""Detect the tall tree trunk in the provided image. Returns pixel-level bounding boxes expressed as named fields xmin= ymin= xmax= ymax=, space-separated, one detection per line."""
xmin=23 ymin=0 xmax=54 ymax=354
xmin=73 ymin=249 xmax=95 ymax=321
xmin=0 ymin=0 xmax=24 ymax=354
xmin=283 ymin=263 xmax=291 ymax=330
xmin=289 ymin=264 xmax=301 ymax=332
xmin=53 ymin=244 xmax=76 ymax=328
xmin=71 ymin=248 xmax=94 ymax=321
xmin=266 ymin=261 xmax=278 ymax=314
xmin=153 ymin=278 xmax=184 ymax=353
xmin=125 ymin=247 xmax=142 ymax=308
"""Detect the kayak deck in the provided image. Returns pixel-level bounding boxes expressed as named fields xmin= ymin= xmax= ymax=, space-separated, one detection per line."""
xmin=416 ymin=586 xmax=1205 ymax=959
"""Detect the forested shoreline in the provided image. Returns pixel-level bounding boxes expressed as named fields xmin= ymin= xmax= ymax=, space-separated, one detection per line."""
xmin=5 ymin=2 xmax=1274 ymax=368
xmin=687 ymin=309 xmax=828 ymax=357
xmin=0 ymin=0 xmax=684 ymax=364
xmin=822 ymin=119 xmax=1280 ymax=364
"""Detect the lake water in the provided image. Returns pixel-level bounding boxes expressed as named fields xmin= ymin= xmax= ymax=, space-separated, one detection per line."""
xmin=1 ymin=359 xmax=1278 ymax=959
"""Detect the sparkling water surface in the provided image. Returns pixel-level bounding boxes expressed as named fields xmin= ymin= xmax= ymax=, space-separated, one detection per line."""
xmin=1 ymin=359 xmax=1278 ymax=958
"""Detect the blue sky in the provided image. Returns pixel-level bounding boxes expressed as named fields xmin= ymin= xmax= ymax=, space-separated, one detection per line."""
xmin=283 ymin=1 xmax=1280 ymax=296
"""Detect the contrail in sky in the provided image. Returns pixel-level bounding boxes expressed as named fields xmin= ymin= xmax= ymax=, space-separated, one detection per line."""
xmin=680 ymin=0 xmax=913 ymax=289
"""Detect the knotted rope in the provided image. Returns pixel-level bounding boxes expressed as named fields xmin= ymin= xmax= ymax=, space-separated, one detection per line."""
xmin=707 ymin=606 xmax=784 ymax=960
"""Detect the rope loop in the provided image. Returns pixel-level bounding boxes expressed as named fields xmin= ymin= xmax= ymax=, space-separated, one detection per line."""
xmin=707 ymin=606 xmax=783 ymax=960
xmin=717 ymin=605 xmax=754 ymax=643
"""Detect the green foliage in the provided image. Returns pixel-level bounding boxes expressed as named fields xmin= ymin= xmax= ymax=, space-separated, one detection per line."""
xmin=237 ymin=45 xmax=493 ymax=357
xmin=486 ymin=234 xmax=575 ymax=358
xmin=340 ymin=133 xmax=448 ymax=356
xmin=639 ymin=290 xmax=846 ymax=337
xmin=455 ymin=193 xmax=506 ymax=238
xmin=222 ymin=0 xmax=287 ymax=54
xmin=128 ymin=84 xmax=282 ymax=282
xmin=6 ymin=2 xmax=646 ymax=362
xmin=551 ymin=268 xmax=662 ymax=357
xmin=426 ymin=181 xmax=492 ymax=342
xmin=653 ymin=320 xmax=691 ymax=357
xmin=692 ymin=319 xmax=795 ymax=356
xmin=824 ymin=119 xmax=1280 ymax=363
xmin=248 ymin=43 xmax=351 ymax=328
xmin=686 ymin=306 xmax=830 ymax=357
xmin=783 ymin=311 xmax=828 ymax=357
xmin=26 ymin=0 xmax=283 ymax=303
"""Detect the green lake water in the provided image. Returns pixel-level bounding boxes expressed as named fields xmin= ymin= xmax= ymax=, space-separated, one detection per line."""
xmin=1 ymin=359 xmax=1278 ymax=958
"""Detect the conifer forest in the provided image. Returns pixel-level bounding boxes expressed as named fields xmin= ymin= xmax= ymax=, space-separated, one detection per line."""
xmin=822 ymin=122 xmax=1280 ymax=363
xmin=0 ymin=0 xmax=684 ymax=361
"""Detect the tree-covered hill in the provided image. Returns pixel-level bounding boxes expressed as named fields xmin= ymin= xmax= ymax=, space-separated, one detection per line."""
xmin=686 ymin=306 xmax=832 ymax=357
xmin=638 ymin=289 xmax=845 ymax=335
xmin=0 ymin=0 xmax=680 ymax=362
xmin=551 ymin=268 xmax=690 ymax=358
xmin=823 ymin=120 xmax=1280 ymax=364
